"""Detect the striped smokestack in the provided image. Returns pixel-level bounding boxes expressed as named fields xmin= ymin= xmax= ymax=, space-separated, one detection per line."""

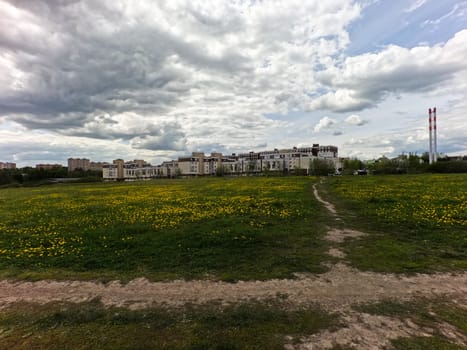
xmin=433 ymin=107 xmax=438 ymax=162
xmin=428 ymin=108 xmax=433 ymax=164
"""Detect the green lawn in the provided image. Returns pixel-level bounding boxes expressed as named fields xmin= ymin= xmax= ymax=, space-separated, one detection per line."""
xmin=323 ymin=174 xmax=467 ymax=273
xmin=0 ymin=177 xmax=329 ymax=281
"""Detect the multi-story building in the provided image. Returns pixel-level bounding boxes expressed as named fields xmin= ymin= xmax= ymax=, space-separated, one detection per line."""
xmin=102 ymin=144 xmax=339 ymax=181
xmin=67 ymin=158 xmax=90 ymax=172
xmin=103 ymin=159 xmax=170 ymax=181
xmin=0 ymin=162 xmax=16 ymax=169
xmin=68 ymin=158 xmax=109 ymax=172
xmin=89 ymin=161 xmax=109 ymax=171
xmin=36 ymin=164 xmax=63 ymax=170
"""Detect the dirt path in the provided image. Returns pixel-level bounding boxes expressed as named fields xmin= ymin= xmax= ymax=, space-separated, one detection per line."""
xmin=312 ymin=183 xmax=337 ymax=215
xmin=0 ymin=181 xmax=466 ymax=349
xmin=0 ymin=263 xmax=465 ymax=311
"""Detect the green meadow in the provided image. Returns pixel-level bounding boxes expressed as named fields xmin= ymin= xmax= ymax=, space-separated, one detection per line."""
xmin=323 ymin=173 xmax=467 ymax=273
xmin=0 ymin=174 xmax=466 ymax=349
xmin=0 ymin=177 xmax=329 ymax=281
xmin=0 ymin=174 xmax=465 ymax=281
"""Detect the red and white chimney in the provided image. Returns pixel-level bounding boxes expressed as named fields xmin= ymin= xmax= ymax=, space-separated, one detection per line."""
xmin=428 ymin=108 xmax=433 ymax=164
xmin=433 ymin=107 xmax=438 ymax=162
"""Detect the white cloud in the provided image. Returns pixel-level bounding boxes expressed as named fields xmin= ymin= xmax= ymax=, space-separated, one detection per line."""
xmin=314 ymin=30 xmax=467 ymax=112
xmin=314 ymin=116 xmax=336 ymax=132
xmin=404 ymin=0 xmax=428 ymax=13
xmin=345 ymin=114 xmax=368 ymax=126
xmin=0 ymin=0 xmax=361 ymax=158
xmin=0 ymin=1 xmax=467 ymax=164
xmin=422 ymin=2 xmax=467 ymax=26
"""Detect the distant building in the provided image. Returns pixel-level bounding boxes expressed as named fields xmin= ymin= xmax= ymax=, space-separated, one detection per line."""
xmin=67 ymin=158 xmax=109 ymax=172
xmin=103 ymin=144 xmax=339 ymax=181
xmin=103 ymin=159 xmax=164 ymax=181
xmin=0 ymin=162 xmax=16 ymax=169
xmin=67 ymin=158 xmax=90 ymax=172
xmin=89 ymin=161 xmax=109 ymax=171
xmin=36 ymin=164 xmax=63 ymax=170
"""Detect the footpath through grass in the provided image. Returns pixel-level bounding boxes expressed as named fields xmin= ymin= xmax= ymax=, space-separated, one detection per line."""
xmin=355 ymin=299 xmax=467 ymax=350
xmin=323 ymin=174 xmax=467 ymax=273
xmin=0 ymin=176 xmax=329 ymax=281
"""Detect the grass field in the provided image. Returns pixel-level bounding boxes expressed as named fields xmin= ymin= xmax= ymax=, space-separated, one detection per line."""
xmin=0 ymin=299 xmax=338 ymax=350
xmin=0 ymin=176 xmax=329 ymax=281
xmin=1 ymin=174 xmax=466 ymax=348
xmin=0 ymin=174 xmax=466 ymax=280
xmin=323 ymin=173 xmax=467 ymax=272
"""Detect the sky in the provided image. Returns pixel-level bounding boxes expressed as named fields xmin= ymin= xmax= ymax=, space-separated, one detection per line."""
xmin=1 ymin=0 xmax=467 ymax=167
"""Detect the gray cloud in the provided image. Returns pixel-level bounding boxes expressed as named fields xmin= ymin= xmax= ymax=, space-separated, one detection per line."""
xmin=1 ymin=1 xmax=467 ymax=165
xmin=0 ymin=1 xmax=360 ymax=143
xmin=0 ymin=0 xmax=254 ymax=139
xmin=130 ymin=122 xmax=187 ymax=151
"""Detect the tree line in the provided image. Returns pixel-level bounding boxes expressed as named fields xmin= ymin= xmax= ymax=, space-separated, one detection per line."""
xmin=0 ymin=167 xmax=103 ymax=186
xmin=342 ymin=153 xmax=467 ymax=175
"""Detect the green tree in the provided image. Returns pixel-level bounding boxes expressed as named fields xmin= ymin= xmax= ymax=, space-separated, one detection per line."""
xmin=309 ymin=158 xmax=335 ymax=176
xmin=342 ymin=158 xmax=363 ymax=175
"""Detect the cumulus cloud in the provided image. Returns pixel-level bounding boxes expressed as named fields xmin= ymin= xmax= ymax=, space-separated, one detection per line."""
xmin=345 ymin=114 xmax=368 ymax=126
xmin=314 ymin=116 xmax=336 ymax=132
xmin=0 ymin=0 xmax=361 ymax=154
xmin=1 ymin=1 xmax=467 ymax=164
xmin=129 ymin=121 xmax=187 ymax=151
xmin=313 ymin=30 xmax=467 ymax=112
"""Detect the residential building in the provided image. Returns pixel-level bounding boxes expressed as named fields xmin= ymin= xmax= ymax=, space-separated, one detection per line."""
xmin=89 ymin=161 xmax=109 ymax=171
xmin=0 ymin=162 xmax=16 ymax=169
xmin=68 ymin=158 xmax=90 ymax=172
xmin=102 ymin=144 xmax=339 ymax=181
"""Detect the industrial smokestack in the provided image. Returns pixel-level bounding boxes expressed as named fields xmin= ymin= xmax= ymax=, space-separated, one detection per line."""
xmin=428 ymin=108 xmax=433 ymax=164
xmin=433 ymin=107 xmax=438 ymax=162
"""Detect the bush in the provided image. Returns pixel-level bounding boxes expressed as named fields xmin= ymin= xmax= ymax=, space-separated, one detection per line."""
xmin=428 ymin=160 xmax=467 ymax=173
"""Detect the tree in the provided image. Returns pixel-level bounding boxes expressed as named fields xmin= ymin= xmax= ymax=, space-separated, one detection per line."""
xmin=342 ymin=158 xmax=363 ymax=175
xmin=310 ymin=158 xmax=335 ymax=176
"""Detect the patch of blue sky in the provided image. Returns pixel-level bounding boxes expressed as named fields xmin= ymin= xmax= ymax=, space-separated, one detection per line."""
xmin=348 ymin=0 xmax=467 ymax=55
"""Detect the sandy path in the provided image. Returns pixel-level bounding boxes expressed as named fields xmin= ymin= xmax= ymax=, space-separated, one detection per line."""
xmin=0 ymin=263 xmax=465 ymax=311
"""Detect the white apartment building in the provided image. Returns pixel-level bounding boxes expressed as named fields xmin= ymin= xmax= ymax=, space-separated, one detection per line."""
xmin=103 ymin=144 xmax=338 ymax=181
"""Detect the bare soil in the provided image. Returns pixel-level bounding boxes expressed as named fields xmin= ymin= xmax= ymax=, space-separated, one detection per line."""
xmin=0 ymin=183 xmax=465 ymax=349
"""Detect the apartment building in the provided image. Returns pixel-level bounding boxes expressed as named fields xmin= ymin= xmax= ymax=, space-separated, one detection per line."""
xmin=103 ymin=144 xmax=339 ymax=181
xmin=0 ymin=162 xmax=16 ymax=169
xmin=103 ymin=159 xmax=174 ymax=181
xmin=68 ymin=158 xmax=90 ymax=172
xmin=68 ymin=158 xmax=109 ymax=172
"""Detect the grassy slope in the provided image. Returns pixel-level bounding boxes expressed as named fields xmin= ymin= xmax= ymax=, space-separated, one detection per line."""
xmin=323 ymin=174 xmax=467 ymax=273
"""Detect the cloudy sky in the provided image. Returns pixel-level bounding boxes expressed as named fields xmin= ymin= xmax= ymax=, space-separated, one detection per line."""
xmin=1 ymin=0 xmax=467 ymax=166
